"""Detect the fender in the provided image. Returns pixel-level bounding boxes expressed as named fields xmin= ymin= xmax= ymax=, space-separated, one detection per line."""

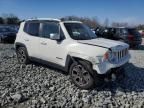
xmin=65 ymin=52 xmax=100 ymax=72
xmin=68 ymin=52 xmax=99 ymax=64
xmin=15 ymin=42 xmax=27 ymax=49
xmin=65 ymin=54 xmax=99 ymax=78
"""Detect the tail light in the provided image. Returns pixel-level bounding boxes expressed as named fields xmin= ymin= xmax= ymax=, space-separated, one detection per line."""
xmin=128 ymin=35 xmax=134 ymax=41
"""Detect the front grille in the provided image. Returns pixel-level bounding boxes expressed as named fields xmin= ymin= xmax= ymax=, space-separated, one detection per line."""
xmin=113 ymin=48 xmax=128 ymax=62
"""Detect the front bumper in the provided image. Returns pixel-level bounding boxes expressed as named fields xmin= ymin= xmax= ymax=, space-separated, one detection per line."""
xmin=92 ymin=54 xmax=130 ymax=74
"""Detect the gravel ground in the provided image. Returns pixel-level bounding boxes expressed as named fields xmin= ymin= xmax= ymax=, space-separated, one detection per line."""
xmin=0 ymin=39 xmax=144 ymax=108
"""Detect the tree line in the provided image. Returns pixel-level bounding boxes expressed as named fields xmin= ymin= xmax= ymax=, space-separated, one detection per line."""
xmin=61 ymin=16 xmax=100 ymax=28
xmin=0 ymin=14 xmax=144 ymax=30
xmin=61 ymin=16 xmax=144 ymax=30
xmin=0 ymin=14 xmax=20 ymax=25
xmin=137 ymin=24 xmax=144 ymax=30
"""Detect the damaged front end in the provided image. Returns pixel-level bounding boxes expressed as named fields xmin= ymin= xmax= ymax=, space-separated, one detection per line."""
xmin=96 ymin=64 xmax=127 ymax=83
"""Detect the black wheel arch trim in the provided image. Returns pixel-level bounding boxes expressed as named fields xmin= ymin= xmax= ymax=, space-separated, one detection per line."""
xmin=65 ymin=55 xmax=83 ymax=72
xmin=15 ymin=42 xmax=26 ymax=49
xmin=15 ymin=42 xmax=29 ymax=56
xmin=65 ymin=55 xmax=96 ymax=76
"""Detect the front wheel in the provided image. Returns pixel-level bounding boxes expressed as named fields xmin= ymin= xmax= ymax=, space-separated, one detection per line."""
xmin=69 ymin=60 xmax=94 ymax=89
xmin=114 ymin=67 xmax=126 ymax=81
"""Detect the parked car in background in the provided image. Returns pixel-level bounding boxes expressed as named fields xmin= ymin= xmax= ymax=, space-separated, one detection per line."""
xmin=9 ymin=25 xmax=19 ymax=33
xmin=95 ymin=27 xmax=142 ymax=47
xmin=139 ymin=30 xmax=144 ymax=37
xmin=91 ymin=28 xmax=96 ymax=34
xmin=95 ymin=27 xmax=105 ymax=37
xmin=0 ymin=26 xmax=17 ymax=43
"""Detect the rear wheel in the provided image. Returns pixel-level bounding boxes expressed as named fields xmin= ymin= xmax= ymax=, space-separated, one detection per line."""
xmin=69 ymin=60 xmax=94 ymax=89
xmin=16 ymin=47 xmax=29 ymax=64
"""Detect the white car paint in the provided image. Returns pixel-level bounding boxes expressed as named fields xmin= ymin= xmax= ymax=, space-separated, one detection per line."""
xmin=15 ymin=18 xmax=130 ymax=74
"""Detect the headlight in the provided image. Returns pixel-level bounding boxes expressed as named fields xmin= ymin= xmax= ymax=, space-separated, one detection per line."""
xmin=96 ymin=51 xmax=115 ymax=64
xmin=103 ymin=51 xmax=114 ymax=61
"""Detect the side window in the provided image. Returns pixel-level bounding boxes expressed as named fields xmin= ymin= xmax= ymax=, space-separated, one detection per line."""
xmin=41 ymin=22 xmax=59 ymax=38
xmin=113 ymin=29 xmax=116 ymax=34
xmin=28 ymin=23 xmax=40 ymax=36
xmin=120 ymin=29 xmax=128 ymax=35
xmin=24 ymin=22 xmax=40 ymax=36
xmin=116 ymin=29 xmax=120 ymax=35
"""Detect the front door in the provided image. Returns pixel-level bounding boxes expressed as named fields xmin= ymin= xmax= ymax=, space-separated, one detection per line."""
xmin=38 ymin=22 xmax=66 ymax=66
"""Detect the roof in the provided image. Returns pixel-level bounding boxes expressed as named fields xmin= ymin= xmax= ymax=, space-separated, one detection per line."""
xmin=25 ymin=18 xmax=82 ymax=23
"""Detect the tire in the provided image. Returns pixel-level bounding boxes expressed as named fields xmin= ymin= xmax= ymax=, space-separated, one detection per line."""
xmin=16 ymin=47 xmax=29 ymax=64
xmin=115 ymin=67 xmax=126 ymax=81
xmin=69 ymin=60 xmax=94 ymax=89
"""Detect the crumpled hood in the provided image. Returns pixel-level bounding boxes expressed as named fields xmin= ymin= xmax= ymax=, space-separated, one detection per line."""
xmin=78 ymin=38 xmax=129 ymax=49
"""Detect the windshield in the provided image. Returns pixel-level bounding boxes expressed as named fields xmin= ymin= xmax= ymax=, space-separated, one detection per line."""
xmin=64 ymin=23 xmax=97 ymax=40
xmin=120 ymin=28 xmax=128 ymax=35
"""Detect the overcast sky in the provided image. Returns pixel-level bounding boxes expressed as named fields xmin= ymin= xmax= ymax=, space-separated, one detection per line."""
xmin=0 ymin=0 xmax=144 ymax=25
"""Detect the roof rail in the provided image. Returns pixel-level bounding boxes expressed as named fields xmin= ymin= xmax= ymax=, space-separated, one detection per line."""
xmin=26 ymin=18 xmax=61 ymax=22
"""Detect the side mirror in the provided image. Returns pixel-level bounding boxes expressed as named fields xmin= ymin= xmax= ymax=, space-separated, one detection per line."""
xmin=50 ymin=33 xmax=60 ymax=40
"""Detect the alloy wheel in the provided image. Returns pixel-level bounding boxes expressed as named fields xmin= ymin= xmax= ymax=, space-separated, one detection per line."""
xmin=71 ymin=65 xmax=91 ymax=86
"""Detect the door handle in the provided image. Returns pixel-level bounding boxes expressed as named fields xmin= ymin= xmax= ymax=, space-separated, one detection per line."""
xmin=41 ymin=42 xmax=47 ymax=45
xmin=24 ymin=39 xmax=29 ymax=41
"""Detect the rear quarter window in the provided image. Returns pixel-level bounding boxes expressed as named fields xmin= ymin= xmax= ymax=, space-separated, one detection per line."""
xmin=24 ymin=22 xmax=40 ymax=36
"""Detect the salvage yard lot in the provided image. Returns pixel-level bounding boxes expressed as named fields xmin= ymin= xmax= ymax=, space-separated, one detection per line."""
xmin=0 ymin=39 xmax=144 ymax=108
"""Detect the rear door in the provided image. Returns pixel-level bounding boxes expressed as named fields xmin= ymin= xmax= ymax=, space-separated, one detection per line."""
xmin=23 ymin=21 xmax=40 ymax=57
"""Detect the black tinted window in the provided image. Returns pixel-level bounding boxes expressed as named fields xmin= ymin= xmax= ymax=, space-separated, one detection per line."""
xmin=41 ymin=22 xmax=59 ymax=38
xmin=24 ymin=22 xmax=40 ymax=36
xmin=128 ymin=29 xmax=140 ymax=35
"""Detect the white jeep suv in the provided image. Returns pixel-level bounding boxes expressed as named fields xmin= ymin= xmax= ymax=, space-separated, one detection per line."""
xmin=15 ymin=18 xmax=130 ymax=89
